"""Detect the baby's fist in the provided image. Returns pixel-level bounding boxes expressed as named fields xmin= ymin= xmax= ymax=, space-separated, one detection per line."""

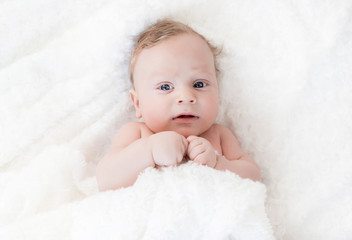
xmin=150 ymin=131 xmax=188 ymax=167
xmin=186 ymin=136 xmax=217 ymax=168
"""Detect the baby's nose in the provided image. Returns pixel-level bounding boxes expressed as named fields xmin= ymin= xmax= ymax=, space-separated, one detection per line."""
xmin=177 ymin=91 xmax=196 ymax=104
xmin=177 ymin=98 xmax=196 ymax=104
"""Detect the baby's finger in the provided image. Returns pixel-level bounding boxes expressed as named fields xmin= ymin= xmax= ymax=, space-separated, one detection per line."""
xmin=182 ymin=136 xmax=189 ymax=149
xmin=188 ymin=144 xmax=206 ymax=161
xmin=187 ymin=135 xmax=198 ymax=143
xmin=187 ymin=137 xmax=203 ymax=151
xmin=194 ymin=154 xmax=208 ymax=165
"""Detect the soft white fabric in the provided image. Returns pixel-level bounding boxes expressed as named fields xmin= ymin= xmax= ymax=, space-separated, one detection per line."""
xmin=0 ymin=160 xmax=273 ymax=240
xmin=1 ymin=0 xmax=352 ymax=239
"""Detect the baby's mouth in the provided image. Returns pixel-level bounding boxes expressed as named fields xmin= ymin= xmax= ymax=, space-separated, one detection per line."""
xmin=172 ymin=114 xmax=199 ymax=120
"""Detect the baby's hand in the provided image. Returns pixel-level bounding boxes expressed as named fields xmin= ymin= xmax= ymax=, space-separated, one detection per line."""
xmin=149 ymin=131 xmax=188 ymax=167
xmin=187 ymin=136 xmax=217 ymax=168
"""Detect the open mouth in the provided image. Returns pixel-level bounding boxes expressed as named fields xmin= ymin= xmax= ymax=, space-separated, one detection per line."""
xmin=173 ymin=114 xmax=199 ymax=120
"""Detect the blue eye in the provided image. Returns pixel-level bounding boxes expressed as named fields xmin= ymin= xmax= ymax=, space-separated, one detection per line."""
xmin=193 ymin=81 xmax=206 ymax=88
xmin=159 ymin=84 xmax=173 ymax=91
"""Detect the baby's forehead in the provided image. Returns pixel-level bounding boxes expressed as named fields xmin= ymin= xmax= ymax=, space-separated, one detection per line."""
xmin=137 ymin=33 xmax=210 ymax=57
xmin=131 ymin=33 xmax=218 ymax=86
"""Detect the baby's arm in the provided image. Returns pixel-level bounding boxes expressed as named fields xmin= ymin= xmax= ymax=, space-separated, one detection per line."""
xmin=96 ymin=123 xmax=188 ymax=191
xmin=216 ymin=125 xmax=261 ymax=181
xmin=96 ymin=122 xmax=154 ymax=191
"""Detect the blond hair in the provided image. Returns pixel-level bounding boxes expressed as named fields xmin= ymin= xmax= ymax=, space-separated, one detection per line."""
xmin=129 ymin=19 xmax=221 ymax=84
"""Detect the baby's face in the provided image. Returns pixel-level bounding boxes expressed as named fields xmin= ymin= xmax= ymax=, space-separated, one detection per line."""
xmin=131 ymin=33 xmax=219 ymax=137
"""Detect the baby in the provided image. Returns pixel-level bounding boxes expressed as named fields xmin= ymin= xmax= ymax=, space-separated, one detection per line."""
xmin=96 ymin=19 xmax=260 ymax=191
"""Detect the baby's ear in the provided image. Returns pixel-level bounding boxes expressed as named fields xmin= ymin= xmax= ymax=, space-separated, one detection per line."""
xmin=129 ymin=89 xmax=142 ymax=118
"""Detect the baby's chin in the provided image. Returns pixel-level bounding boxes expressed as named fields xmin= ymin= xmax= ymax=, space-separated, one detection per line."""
xmin=147 ymin=125 xmax=201 ymax=138
xmin=170 ymin=127 xmax=206 ymax=138
xmin=145 ymin=122 xmax=213 ymax=138
xmin=174 ymin=130 xmax=195 ymax=138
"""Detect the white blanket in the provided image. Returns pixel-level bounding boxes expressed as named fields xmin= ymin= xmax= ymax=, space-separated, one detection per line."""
xmin=0 ymin=151 xmax=273 ymax=239
xmin=1 ymin=0 xmax=352 ymax=239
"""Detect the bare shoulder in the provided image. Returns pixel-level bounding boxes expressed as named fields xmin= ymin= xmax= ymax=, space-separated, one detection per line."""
xmin=212 ymin=123 xmax=243 ymax=159
xmin=200 ymin=123 xmax=233 ymax=142
xmin=110 ymin=122 xmax=145 ymax=149
xmin=212 ymin=123 xmax=234 ymax=136
xmin=213 ymin=124 xmax=240 ymax=146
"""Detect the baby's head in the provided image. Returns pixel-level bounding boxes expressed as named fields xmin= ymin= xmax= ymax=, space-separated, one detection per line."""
xmin=129 ymin=19 xmax=221 ymax=137
xmin=130 ymin=19 xmax=220 ymax=84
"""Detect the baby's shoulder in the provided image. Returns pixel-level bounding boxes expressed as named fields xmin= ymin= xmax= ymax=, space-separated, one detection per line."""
xmin=121 ymin=121 xmax=145 ymax=129
xmin=206 ymin=124 xmax=236 ymax=141
xmin=201 ymin=123 xmax=228 ymax=140
xmin=119 ymin=121 xmax=153 ymax=137
xmin=118 ymin=121 xmax=147 ymax=134
xmin=111 ymin=122 xmax=148 ymax=148
xmin=208 ymin=123 xmax=230 ymax=134
xmin=117 ymin=121 xmax=142 ymax=132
